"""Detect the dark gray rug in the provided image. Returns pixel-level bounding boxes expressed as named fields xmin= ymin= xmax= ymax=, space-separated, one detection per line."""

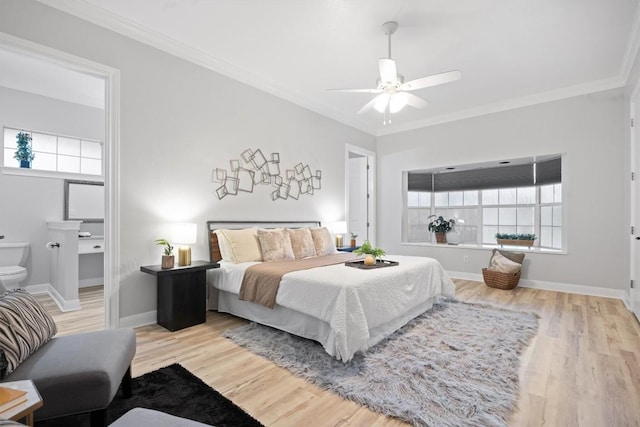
xmin=224 ymin=298 xmax=538 ymax=427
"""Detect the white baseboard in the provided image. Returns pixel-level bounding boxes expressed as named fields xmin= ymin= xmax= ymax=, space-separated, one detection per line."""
xmin=25 ymin=283 xmax=81 ymax=312
xmin=119 ymin=310 xmax=157 ymax=329
xmin=448 ymin=271 xmax=628 ymax=301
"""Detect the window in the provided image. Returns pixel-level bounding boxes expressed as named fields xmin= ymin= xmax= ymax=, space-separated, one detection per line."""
xmin=404 ymin=156 xmax=563 ymax=250
xmin=3 ymin=127 xmax=102 ymax=176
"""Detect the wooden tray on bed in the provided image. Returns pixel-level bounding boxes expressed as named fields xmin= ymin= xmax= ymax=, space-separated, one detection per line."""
xmin=345 ymin=259 xmax=399 ymax=269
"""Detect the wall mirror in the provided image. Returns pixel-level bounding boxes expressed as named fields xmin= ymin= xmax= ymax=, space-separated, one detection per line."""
xmin=64 ymin=180 xmax=104 ymax=223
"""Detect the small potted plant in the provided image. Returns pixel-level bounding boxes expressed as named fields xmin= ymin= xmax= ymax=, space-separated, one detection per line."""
xmin=14 ymin=131 xmax=35 ymax=168
xmin=495 ymin=233 xmax=537 ymax=248
xmin=353 ymin=240 xmax=386 ymax=265
xmin=349 ymin=232 xmax=358 ymax=248
xmin=427 ymin=215 xmax=454 ymax=244
xmin=155 ymin=238 xmax=175 ymax=269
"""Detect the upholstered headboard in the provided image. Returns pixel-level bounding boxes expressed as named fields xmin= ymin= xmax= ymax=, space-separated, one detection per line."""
xmin=206 ymin=220 xmax=322 ymax=262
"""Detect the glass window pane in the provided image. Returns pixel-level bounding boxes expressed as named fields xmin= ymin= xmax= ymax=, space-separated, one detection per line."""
xmin=499 ymin=225 xmax=517 ymax=235
xmin=31 ymin=132 xmax=57 ymax=153
xmin=3 ymin=148 xmax=15 ymax=167
xmin=81 ymin=140 xmax=102 ymax=159
xmin=554 ymin=184 xmax=562 ymax=203
xmin=58 ymin=155 xmax=80 ymax=173
xmin=81 ymin=158 xmax=102 ymax=175
xmin=4 ymin=128 xmax=18 ymax=148
xmin=552 ymin=227 xmax=562 ymax=249
xmin=35 ymin=152 xmax=57 ymax=171
xmin=517 ymin=207 xmax=534 ymax=226
xmin=434 ymin=192 xmax=449 ymax=207
xmin=483 ymin=207 xmax=498 ymax=225
xmin=540 ymin=184 xmax=554 ymax=203
xmin=499 ymin=207 xmax=517 ymax=225
xmin=540 ymin=226 xmax=552 ymax=247
xmin=449 ymin=191 xmax=463 ymax=206
xmin=541 ymin=206 xmax=552 ymax=226
xmin=483 ymin=226 xmax=498 ymax=243
xmin=408 ymin=192 xmax=420 ymax=207
xmin=58 ymin=137 xmax=80 ymax=156
xmin=499 ymin=188 xmax=517 ymax=205
xmin=553 ymin=206 xmax=562 ymax=226
xmin=517 ymin=226 xmax=535 ymax=235
xmin=419 ymin=192 xmax=431 ymax=207
xmin=482 ymin=189 xmax=498 ymax=205
xmin=517 ymin=187 xmax=536 ymax=204
xmin=463 ymin=191 xmax=478 ymax=206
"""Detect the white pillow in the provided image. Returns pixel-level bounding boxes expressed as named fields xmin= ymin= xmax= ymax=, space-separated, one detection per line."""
xmin=216 ymin=228 xmax=263 ymax=263
xmin=310 ymin=227 xmax=337 ymax=256
xmin=286 ymin=228 xmax=316 ymax=259
xmin=487 ymin=251 xmax=521 ymax=274
xmin=214 ymin=230 xmax=233 ymax=261
xmin=257 ymin=228 xmax=295 ymax=262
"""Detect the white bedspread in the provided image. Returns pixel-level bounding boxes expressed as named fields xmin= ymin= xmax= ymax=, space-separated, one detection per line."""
xmin=212 ymin=255 xmax=455 ymax=361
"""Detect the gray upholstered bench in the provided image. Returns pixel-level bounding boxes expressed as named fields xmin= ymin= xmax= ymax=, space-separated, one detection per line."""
xmin=110 ymin=408 xmax=211 ymax=427
xmin=2 ymin=329 xmax=136 ymax=426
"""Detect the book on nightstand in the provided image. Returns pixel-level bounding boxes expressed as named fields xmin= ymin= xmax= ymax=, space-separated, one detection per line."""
xmin=0 ymin=386 xmax=28 ymax=413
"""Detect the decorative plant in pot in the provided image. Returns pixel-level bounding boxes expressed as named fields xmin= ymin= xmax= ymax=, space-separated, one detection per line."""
xmin=427 ymin=215 xmax=455 ymax=244
xmin=14 ymin=131 xmax=35 ymax=168
xmin=155 ymin=238 xmax=175 ymax=269
xmin=353 ymin=240 xmax=386 ymax=266
xmin=495 ymin=233 xmax=537 ymax=248
xmin=349 ymin=232 xmax=358 ymax=248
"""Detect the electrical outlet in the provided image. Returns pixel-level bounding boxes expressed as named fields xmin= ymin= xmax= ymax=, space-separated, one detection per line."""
xmin=463 ymin=255 xmax=470 ymax=263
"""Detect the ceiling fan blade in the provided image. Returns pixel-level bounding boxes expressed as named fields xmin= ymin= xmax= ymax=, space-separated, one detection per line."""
xmin=357 ymin=97 xmax=379 ymax=115
xmin=401 ymin=70 xmax=462 ymax=91
xmin=327 ymin=88 xmax=383 ymax=93
xmin=379 ymin=58 xmax=397 ymax=84
xmin=404 ymin=92 xmax=429 ymax=109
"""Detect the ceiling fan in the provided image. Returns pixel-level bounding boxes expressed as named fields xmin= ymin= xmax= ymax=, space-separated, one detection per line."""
xmin=328 ymin=21 xmax=461 ymax=122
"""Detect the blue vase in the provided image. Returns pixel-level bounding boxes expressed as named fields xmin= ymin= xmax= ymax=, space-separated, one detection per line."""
xmin=19 ymin=160 xmax=31 ymax=168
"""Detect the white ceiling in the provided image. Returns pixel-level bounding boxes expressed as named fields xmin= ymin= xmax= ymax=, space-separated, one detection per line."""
xmin=36 ymin=0 xmax=640 ymax=135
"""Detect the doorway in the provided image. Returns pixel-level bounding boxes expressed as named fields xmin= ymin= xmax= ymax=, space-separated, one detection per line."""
xmin=345 ymin=145 xmax=376 ymax=245
xmin=0 ymin=33 xmax=120 ymax=329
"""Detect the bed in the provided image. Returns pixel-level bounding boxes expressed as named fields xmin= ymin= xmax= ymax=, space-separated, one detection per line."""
xmin=206 ymin=220 xmax=455 ymax=362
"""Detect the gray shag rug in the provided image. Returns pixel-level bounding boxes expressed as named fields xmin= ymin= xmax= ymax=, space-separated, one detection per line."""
xmin=224 ymin=298 xmax=539 ymax=427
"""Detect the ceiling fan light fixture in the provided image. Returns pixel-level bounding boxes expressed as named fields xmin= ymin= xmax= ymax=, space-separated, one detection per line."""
xmin=373 ymin=93 xmax=390 ymax=113
xmin=389 ymin=92 xmax=408 ymax=113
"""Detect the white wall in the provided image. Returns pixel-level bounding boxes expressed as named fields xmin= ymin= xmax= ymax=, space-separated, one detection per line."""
xmin=0 ymin=86 xmax=104 ymax=286
xmin=0 ymin=0 xmax=376 ymax=319
xmin=377 ymin=89 xmax=628 ymax=292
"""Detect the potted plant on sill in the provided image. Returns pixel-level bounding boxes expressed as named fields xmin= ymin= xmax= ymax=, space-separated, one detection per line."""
xmin=155 ymin=238 xmax=175 ymax=269
xmin=427 ymin=215 xmax=455 ymax=244
xmin=353 ymin=240 xmax=386 ymax=266
xmin=349 ymin=232 xmax=358 ymax=248
xmin=495 ymin=233 xmax=537 ymax=248
xmin=14 ymin=131 xmax=35 ymax=168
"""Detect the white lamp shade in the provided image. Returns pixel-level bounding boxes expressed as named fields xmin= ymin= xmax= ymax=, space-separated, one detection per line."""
xmin=171 ymin=223 xmax=197 ymax=244
xmin=330 ymin=221 xmax=348 ymax=235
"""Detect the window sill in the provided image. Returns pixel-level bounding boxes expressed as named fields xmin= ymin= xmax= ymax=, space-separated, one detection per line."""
xmin=0 ymin=166 xmax=104 ymax=182
xmin=401 ymin=241 xmax=566 ymax=255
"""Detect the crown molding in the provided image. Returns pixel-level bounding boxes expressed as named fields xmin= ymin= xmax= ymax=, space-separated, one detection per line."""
xmin=36 ymin=0 xmax=637 ymax=139
xmin=375 ymin=76 xmax=626 ymax=136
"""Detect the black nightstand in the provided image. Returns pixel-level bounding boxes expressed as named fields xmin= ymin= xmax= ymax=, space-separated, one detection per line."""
xmin=337 ymin=246 xmax=361 ymax=252
xmin=140 ymin=260 xmax=219 ymax=332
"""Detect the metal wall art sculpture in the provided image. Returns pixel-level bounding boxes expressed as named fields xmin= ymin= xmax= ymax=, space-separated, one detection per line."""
xmin=212 ymin=148 xmax=322 ymax=201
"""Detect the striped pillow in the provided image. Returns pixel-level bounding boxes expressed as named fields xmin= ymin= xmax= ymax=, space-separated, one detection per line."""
xmin=0 ymin=290 xmax=57 ymax=376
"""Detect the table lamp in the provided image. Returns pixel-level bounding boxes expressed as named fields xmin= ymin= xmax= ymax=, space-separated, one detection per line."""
xmin=172 ymin=223 xmax=197 ymax=266
xmin=331 ymin=221 xmax=348 ymax=248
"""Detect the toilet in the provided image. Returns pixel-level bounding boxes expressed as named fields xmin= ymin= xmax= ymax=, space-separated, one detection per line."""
xmin=0 ymin=242 xmax=29 ymax=292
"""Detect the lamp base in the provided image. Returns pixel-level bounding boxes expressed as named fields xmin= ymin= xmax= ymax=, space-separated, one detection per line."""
xmin=178 ymin=246 xmax=191 ymax=266
xmin=335 ymin=235 xmax=343 ymax=248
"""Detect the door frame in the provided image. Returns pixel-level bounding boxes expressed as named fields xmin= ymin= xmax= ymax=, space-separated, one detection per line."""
xmin=630 ymin=79 xmax=640 ymax=320
xmin=345 ymin=144 xmax=376 ymax=244
xmin=0 ymin=32 xmax=121 ymax=329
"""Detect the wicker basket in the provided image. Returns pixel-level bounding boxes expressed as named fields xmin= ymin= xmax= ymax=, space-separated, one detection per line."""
xmin=482 ymin=268 xmax=521 ymax=290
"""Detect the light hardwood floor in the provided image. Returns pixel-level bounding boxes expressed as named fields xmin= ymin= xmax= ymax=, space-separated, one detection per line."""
xmin=36 ymin=282 xmax=640 ymax=427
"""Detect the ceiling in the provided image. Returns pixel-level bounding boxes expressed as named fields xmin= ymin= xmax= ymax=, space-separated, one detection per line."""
xmin=35 ymin=0 xmax=640 ymax=135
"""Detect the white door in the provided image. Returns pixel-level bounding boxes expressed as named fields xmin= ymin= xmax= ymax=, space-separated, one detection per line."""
xmin=348 ymin=156 xmax=369 ymax=243
xmin=631 ymin=93 xmax=640 ymax=321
